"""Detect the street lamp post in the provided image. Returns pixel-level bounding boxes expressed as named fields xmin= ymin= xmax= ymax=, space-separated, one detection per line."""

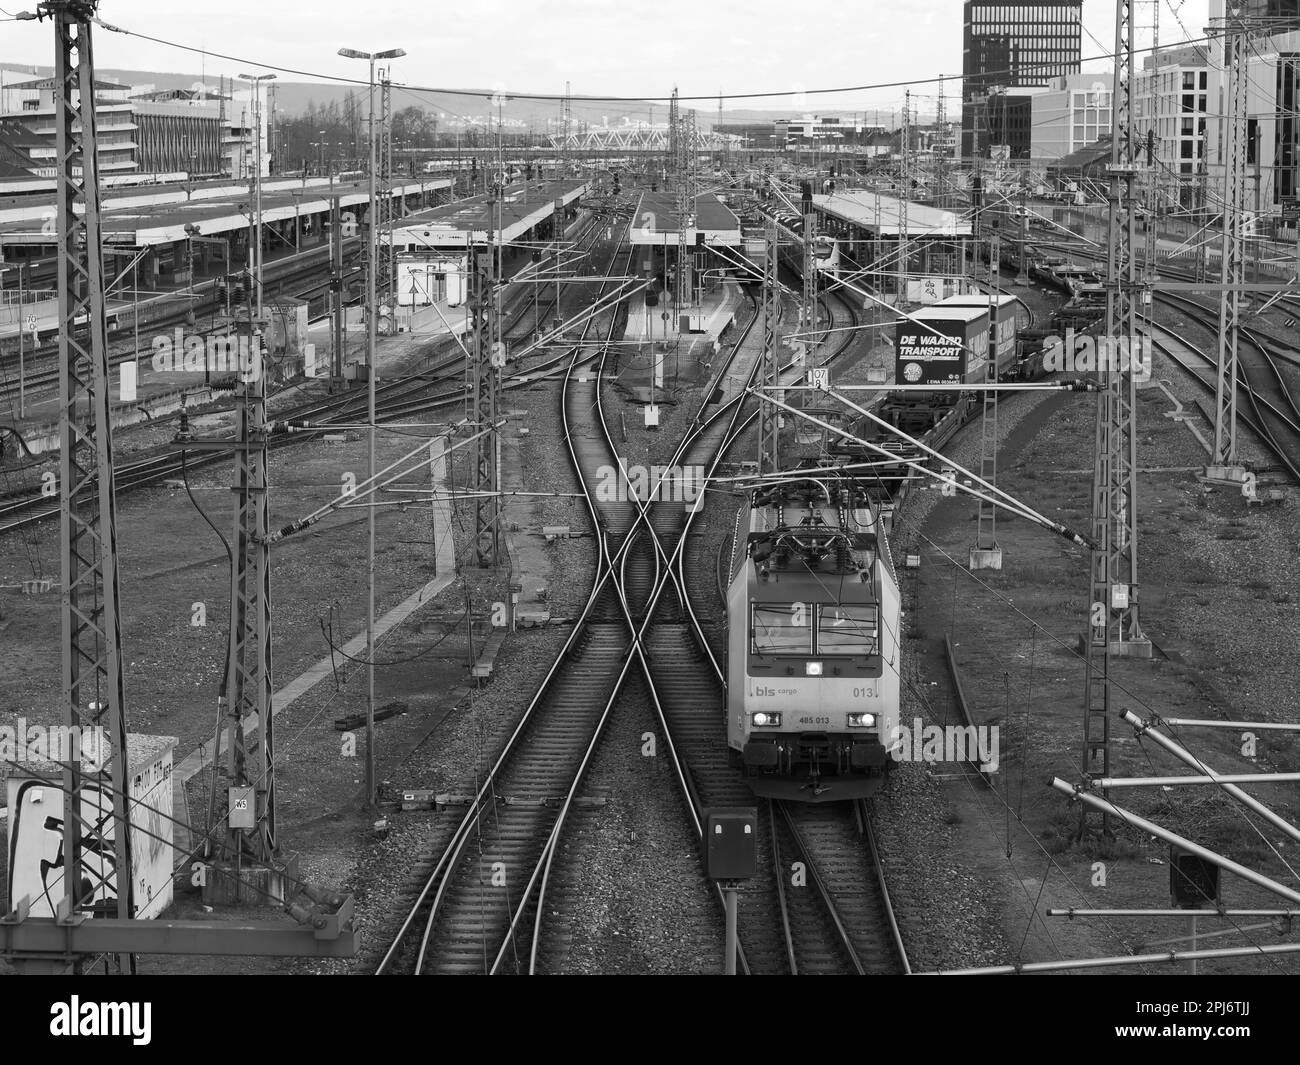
xmin=339 ymin=43 xmax=406 ymax=810
xmin=238 ymin=73 xmax=277 ymax=317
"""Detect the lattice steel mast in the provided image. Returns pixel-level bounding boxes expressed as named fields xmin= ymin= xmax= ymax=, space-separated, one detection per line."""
xmin=1081 ymin=0 xmax=1151 ymax=836
xmin=49 ymin=0 xmax=134 ymax=940
xmin=800 ymin=179 xmax=818 ymax=372
xmin=759 ymin=217 xmax=781 ymax=475
xmin=934 ymin=77 xmax=948 ymax=209
xmin=220 ymin=306 xmax=276 ymax=863
xmin=676 ymin=104 xmax=696 ymax=316
xmin=472 ymin=203 xmax=501 ymax=566
xmin=898 ymin=91 xmax=910 ymax=293
xmin=971 ymin=230 xmax=1001 ymax=570
xmin=1213 ymin=10 xmax=1250 ymax=469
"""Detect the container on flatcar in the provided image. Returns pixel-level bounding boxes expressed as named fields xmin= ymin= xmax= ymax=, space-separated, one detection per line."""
xmin=894 ymin=304 xmax=989 ymax=388
xmin=935 ymin=293 xmax=1019 ymax=379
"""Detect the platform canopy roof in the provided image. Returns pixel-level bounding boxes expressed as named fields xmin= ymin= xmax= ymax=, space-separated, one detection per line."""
xmin=627 ymin=191 xmax=741 ymax=246
xmin=815 ymin=190 xmax=971 ymax=239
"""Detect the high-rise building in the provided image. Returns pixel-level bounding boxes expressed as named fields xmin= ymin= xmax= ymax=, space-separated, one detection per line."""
xmin=961 ymin=1 xmax=1084 ymax=157
xmin=1239 ymin=1 xmax=1300 ymax=25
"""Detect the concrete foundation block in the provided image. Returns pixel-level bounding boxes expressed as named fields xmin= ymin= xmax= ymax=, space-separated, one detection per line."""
xmin=202 ymin=852 xmax=299 ymax=907
xmin=968 ymin=546 xmax=1004 ymax=571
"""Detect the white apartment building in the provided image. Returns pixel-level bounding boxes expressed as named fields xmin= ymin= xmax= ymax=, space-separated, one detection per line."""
xmin=1030 ymin=72 xmax=1113 ymax=162
xmin=1134 ymin=45 xmax=1219 ymax=209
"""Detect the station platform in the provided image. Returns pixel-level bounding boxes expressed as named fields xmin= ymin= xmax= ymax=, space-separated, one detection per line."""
xmin=0 ymin=177 xmax=448 ymax=251
xmin=391 ymin=179 xmax=589 ymax=250
xmin=627 ymin=191 xmax=741 ymax=246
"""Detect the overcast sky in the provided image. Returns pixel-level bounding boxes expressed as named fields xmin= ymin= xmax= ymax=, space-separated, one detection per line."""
xmin=1 ymin=0 xmax=1213 ymax=116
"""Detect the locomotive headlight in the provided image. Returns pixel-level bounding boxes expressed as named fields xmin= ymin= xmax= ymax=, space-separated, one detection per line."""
xmin=847 ymin=712 xmax=876 ymax=728
xmin=805 ymin=661 xmax=823 ymax=676
xmin=751 ymin=712 xmax=782 ymax=728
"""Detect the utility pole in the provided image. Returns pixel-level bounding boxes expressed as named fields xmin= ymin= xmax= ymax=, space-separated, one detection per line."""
xmin=48 ymin=0 xmax=134 ymax=966
xmin=238 ymin=72 xmax=276 ymax=316
xmin=218 ymin=302 xmax=276 ymax=867
xmin=562 ymin=81 xmax=572 ymax=176
xmin=1081 ymin=0 xmax=1151 ymax=840
xmin=1211 ymin=10 xmax=1251 ymax=474
xmin=471 ymin=230 xmax=500 ymax=567
xmin=339 ymin=44 xmax=405 ymax=809
xmin=376 ymin=70 xmax=394 ymax=314
xmin=935 ymin=76 xmax=948 ymax=209
xmin=675 ymin=103 xmax=696 ymax=320
xmin=800 ymin=178 xmax=818 ymax=373
xmin=1195 ymin=133 xmax=1209 ymax=283
xmin=668 ymin=86 xmax=680 ymax=181
xmin=971 ymin=231 xmax=1002 ymax=571
xmin=759 ymin=216 xmax=780 ymax=475
xmin=899 ymin=91 xmax=911 ymax=295
xmin=1143 ymin=125 xmax=1159 ymax=295
xmin=717 ymin=91 xmax=726 ymax=172
xmin=329 ymin=195 xmax=345 ymax=389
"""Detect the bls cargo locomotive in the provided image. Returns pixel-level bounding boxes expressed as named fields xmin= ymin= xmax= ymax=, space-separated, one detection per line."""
xmin=726 ymin=470 xmax=901 ymax=801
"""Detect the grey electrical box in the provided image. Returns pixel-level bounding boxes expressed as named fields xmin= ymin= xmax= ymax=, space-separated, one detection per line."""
xmin=704 ymin=807 xmax=757 ymax=880
xmin=1170 ymin=845 xmax=1220 ymax=908
xmin=229 ymin=785 xmax=256 ymax=830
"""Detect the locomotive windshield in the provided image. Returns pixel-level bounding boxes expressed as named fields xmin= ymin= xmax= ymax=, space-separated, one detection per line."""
xmin=751 ymin=604 xmax=813 ymax=654
xmin=751 ymin=604 xmax=880 ymax=656
xmin=816 ymin=605 xmax=880 ymax=656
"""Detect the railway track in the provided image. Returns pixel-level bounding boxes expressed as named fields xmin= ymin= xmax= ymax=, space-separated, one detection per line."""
xmin=632 ymin=281 xmax=909 ymax=974
xmin=1022 ymin=238 xmax=1300 ymax=480
xmin=373 ymin=237 xmax=648 ymax=975
xmin=0 ymin=240 xmax=366 ymax=404
xmin=0 ymin=204 xmax=622 ymax=535
xmin=373 ymin=228 xmax=909 ymax=975
xmin=771 ymin=800 xmax=909 ymax=974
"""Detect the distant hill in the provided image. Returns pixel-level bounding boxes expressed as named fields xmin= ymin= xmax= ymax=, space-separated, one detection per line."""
xmin=2 ymin=61 xmax=926 ymax=130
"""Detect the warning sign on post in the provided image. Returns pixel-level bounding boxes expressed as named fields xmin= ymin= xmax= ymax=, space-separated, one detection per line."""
xmin=894 ymin=322 xmax=968 ymax=385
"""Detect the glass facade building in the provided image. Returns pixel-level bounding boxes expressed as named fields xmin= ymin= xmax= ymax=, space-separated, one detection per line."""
xmin=961 ymin=1 xmax=1084 ymax=157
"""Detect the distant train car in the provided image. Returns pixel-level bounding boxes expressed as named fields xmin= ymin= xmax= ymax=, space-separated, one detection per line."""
xmin=812 ymin=234 xmax=839 ymax=273
xmin=935 ymin=293 xmax=1019 ymax=379
xmin=726 ymin=473 xmax=901 ymax=801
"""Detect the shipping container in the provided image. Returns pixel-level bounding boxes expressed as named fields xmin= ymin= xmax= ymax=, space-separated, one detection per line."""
xmin=6 ymin=733 xmax=176 ymax=921
xmin=937 ymin=293 xmax=1019 ymax=378
xmin=894 ymin=305 xmax=990 ymax=386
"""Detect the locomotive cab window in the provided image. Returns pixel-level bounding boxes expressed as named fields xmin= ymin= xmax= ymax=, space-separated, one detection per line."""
xmin=751 ymin=604 xmax=813 ymax=655
xmin=815 ymin=605 xmax=879 ymax=656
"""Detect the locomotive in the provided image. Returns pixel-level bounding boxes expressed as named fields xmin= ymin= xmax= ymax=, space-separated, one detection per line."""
xmin=726 ymin=470 xmax=901 ymax=801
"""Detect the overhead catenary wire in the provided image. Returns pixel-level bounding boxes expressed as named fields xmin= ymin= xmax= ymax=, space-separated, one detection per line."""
xmin=89 ymin=15 xmax=1222 ymax=106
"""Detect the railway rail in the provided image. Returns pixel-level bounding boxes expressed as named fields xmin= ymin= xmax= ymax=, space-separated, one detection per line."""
xmin=373 ymin=234 xmax=646 ymax=975
xmin=0 ymin=203 xmax=620 ymax=535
